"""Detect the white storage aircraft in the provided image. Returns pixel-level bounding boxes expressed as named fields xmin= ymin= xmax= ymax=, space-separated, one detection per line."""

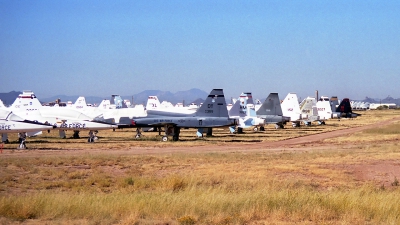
xmin=6 ymin=91 xmax=117 ymax=138
xmin=281 ymin=93 xmax=322 ymax=127
xmin=145 ymin=96 xmax=198 ymax=116
xmin=68 ymin=96 xmax=146 ymax=126
xmin=299 ymin=97 xmax=320 ymax=125
xmin=0 ymin=108 xmax=56 ymax=144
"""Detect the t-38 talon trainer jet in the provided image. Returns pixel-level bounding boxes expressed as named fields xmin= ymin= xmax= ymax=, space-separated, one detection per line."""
xmin=131 ymin=89 xmax=237 ymax=141
xmin=8 ymin=91 xmax=117 ymax=139
xmin=0 ymin=108 xmax=56 ymax=147
xmin=256 ymin=93 xmax=291 ymax=129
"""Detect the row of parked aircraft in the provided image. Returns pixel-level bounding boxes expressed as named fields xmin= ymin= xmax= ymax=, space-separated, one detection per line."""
xmin=350 ymin=101 xmax=397 ymax=110
xmin=0 ymin=89 xmax=357 ymax=146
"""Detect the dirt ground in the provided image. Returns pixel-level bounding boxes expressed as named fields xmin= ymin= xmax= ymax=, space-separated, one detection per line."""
xmin=2 ymin=116 xmax=400 ymax=187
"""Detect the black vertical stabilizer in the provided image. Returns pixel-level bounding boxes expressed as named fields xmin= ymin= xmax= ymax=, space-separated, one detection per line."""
xmin=336 ymin=98 xmax=353 ymax=114
xmin=196 ymin=89 xmax=228 ymax=117
xmin=256 ymin=93 xmax=283 ymax=116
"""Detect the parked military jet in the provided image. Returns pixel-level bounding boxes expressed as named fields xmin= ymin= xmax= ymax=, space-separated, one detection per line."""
xmin=335 ymin=98 xmax=360 ymax=118
xmin=228 ymin=92 xmax=264 ymax=133
xmin=145 ymin=95 xmax=197 ymax=116
xmin=299 ymin=97 xmax=320 ymax=126
xmin=256 ymin=93 xmax=291 ymax=129
xmin=0 ymin=108 xmax=56 ymax=146
xmin=70 ymin=95 xmax=146 ymax=125
xmin=7 ymin=91 xmax=117 ymax=138
xmin=281 ymin=93 xmax=323 ymax=127
xmin=131 ymin=89 xmax=237 ymax=141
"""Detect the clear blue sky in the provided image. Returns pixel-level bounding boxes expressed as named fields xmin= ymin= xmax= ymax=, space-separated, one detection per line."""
xmin=1 ymin=0 xmax=399 ymax=101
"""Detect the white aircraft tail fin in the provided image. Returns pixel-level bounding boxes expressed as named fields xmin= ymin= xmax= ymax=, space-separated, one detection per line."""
xmin=196 ymin=89 xmax=229 ymax=117
xmin=242 ymin=92 xmax=258 ymax=117
xmin=98 ymin=100 xmax=110 ymax=110
xmin=10 ymin=90 xmax=42 ymax=111
xmin=300 ymin=97 xmax=316 ymax=117
xmin=281 ymin=93 xmax=301 ymax=121
xmin=146 ymin=96 xmax=161 ymax=110
xmin=74 ymin=96 xmax=88 ymax=110
xmin=229 ymin=92 xmax=251 ymax=117
xmin=316 ymin=100 xmax=333 ymax=120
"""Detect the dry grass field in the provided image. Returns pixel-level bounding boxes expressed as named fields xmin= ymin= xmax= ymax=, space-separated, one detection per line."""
xmin=1 ymin=110 xmax=400 ymax=224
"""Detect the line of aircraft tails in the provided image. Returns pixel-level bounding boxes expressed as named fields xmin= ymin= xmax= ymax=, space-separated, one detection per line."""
xmin=0 ymin=89 xmax=358 ymax=147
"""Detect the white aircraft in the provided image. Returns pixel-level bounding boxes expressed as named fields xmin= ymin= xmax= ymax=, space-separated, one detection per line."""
xmin=0 ymin=99 xmax=6 ymax=108
xmin=228 ymin=92 xmax=265 ymax=133
xmin=316 ymin=96 xmax=333 ymax=122
xmin=281 ymin=93 xmax=302 ymax=127
xmin=0 ymin=108 xmax=56 ymax=146
xmin=7 ymin=91 xmax=117 ymax=138
xmin=299 ymin=97 xmax=320 ymax=126
xmin=281 ymin=93 xmax=321 ymax=127
xmin=145 ymin=96 xmax=197 ymax=116
xmin=70 ymin=96 xmax=146 ymax=125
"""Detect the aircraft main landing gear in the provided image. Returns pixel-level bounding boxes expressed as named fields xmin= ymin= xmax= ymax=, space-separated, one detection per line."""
xmin=162 ymin=136 xmax=168 ymax=142
xmin=161 ymin=125 xmax=181 ymax=141
xmin=134 ymin=128 xmax=143 ymax=139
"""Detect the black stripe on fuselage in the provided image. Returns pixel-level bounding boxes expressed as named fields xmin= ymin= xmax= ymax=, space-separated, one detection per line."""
xmin=207 ymin=95 xmax=224 ymax=97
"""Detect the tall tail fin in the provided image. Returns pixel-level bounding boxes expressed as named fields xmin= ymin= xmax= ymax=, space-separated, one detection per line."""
xmin=196 ymin=89 xmax=228 ymax=117
xmin=256 ymin=93 xmax=283 ymax=116
xmin=330 ymin=96 xmax=339 ymax=112
xmin=74 ymin=96 xmax=88 ymax=110
xmin=243 ymin=92 xmax=258 ymax=117
xmin=300 ymin=97 xmax=316 ymax=117
xmin=228 ymin=92 xmax=251 ymax=117
xmin=316 ymin=100 xmax=333 ymax=119
xmin=281 ymin=93 xmax=301 ymax=121
xmin=98 ymin=100 xmax=110 ymax=110
xmin=111 ymin=95 xmax=126 ymax=108
xmin=336 ymin=98 xmax=353 ymax=114
xmin=146 ymin=96 xmax=161 ymax=110
xmin=10 ymin=90 xmax=42 ymax=111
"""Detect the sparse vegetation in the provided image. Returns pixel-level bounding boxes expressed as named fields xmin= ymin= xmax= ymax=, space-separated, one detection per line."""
xmin=376 ymin=105 xmax=389 ymax=110
xmin=392 ymin=177 xmax=399 ymax=186
xmin=0 ymin=110 xmax=400 ymax=224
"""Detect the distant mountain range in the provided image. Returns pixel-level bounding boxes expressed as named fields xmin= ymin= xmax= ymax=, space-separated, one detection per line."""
xmin=360 ymin=96 xmax=400 ymax=105
xmin=1 ymin=90 xmax=399 ymax=106
xmin=130 ymin=88 xmax=208 ymax=105
xmin=0 ymin=91 xmax=21 ymax=106
xmin=0 ymin=88 xmax=208 ymax=106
